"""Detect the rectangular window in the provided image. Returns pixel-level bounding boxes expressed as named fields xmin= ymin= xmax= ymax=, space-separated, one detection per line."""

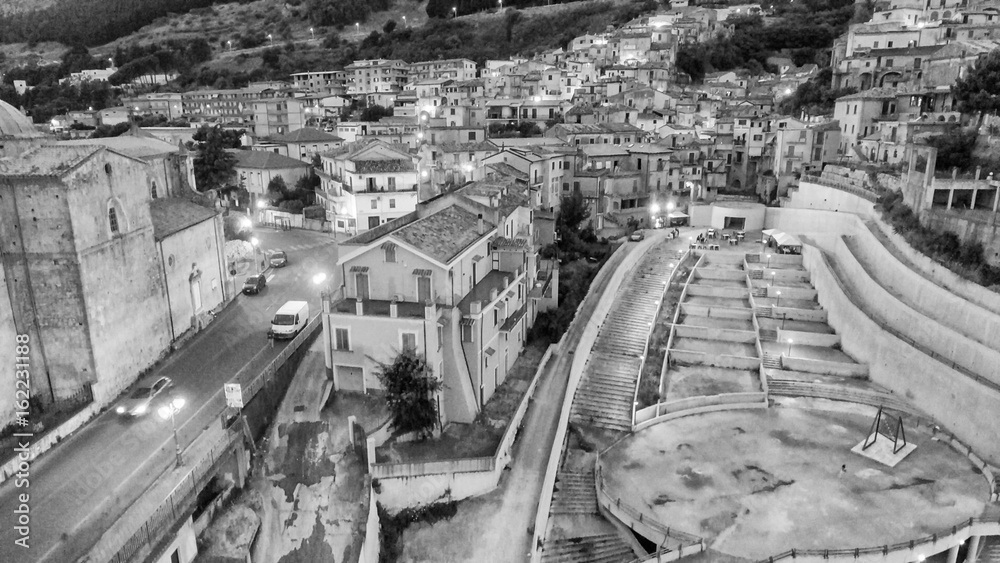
xmin=401 ymin=332 xmax=417 ymax=352
xmin=462 ymin=323 xmax=473 ymax=342
xmin=389 ymin=198 xmax=396 ymax=208
xmin=384 ymin=247 xmax=396 ymax=262
xmin=371 ymin=199 xmax=377 ymax=209
xmin=334 ymin=328 xmax=351 ymax=351
xmin=494 ymin=309 xmax=499 ymax=326
xmin=417 ymin=275 xmax=431 ymax=302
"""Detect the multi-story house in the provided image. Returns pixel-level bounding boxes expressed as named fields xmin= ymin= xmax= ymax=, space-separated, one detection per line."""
xmin=545 ymin=122 xmax=645 ymax=146
xmin=833 ymin=87 xmax=900 ymax=157
xmin=254 ymin=127 xmax=344 ymax=163
xmin=320 ymin=186 xmax=552 ymax=424
xmin=121 ymin=93 xmax=184 ymax=121
xmin=482 ymin=144 xmax=577 ymax=212
xmin=317 ymin=139 xmax=421 ymax=233
xmin=181 ymin=88 xmax=254 ymax=123
xmin=767 ymin=118 xmax=842 ymax=193
xmin=345 ymin=59 xmax=410 ymax=100
xmin=249 ymin=97 xmax=308 ymax=138
xmin=417 ymin=140 xmax=498 ymax=189
xmin=290 ymin=70 xmax=348 ymax=95
xmin=409 ymin=58 xmax=477 ymax=82
xmin=231 ymin=149 xmax=312 ymax=206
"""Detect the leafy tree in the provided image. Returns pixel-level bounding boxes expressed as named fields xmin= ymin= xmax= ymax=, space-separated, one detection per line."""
xmin=359 ymin=104 xmax=394 ymax=121
xmin=383 ymin=20 xmax=397 ymax=34
xmin=375 ymin=350 xmax=442 ymax=438
xmin=190 ymin=125 xmax=242 ymax=192
xmin=953 ymin=49 xmax=1000 ymax=123
xmin=779 ymin=68 xmax=857 ymax=116
xmin=924 ymin=127 xmax=978 ymax=173
xmin=266 ymin=175 xmax=289 ymax=203
xmin=90 ymin=122 xmax=131 ymax=138
xmin=557 ymin=191 xmax=591 ymax=242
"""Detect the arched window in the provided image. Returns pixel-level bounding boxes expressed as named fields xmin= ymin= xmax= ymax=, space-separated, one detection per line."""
xmin=150 ymin=181 xmax=158 ymax=200
xmin=108 ymin=207 xmax=120 ymax=235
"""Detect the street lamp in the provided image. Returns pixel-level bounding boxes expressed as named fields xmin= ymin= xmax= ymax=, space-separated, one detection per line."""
xmin=267 ymin=33 xmax=273 ymax=46
xmin=402 ymin=16 xmax=407 ymax=26
xmin=310 ymin=27 xmax=315 ymax=39
xmin=251 ymin=237 xmax=261 ymax=274
xmin=786 ymin=339 xmax=793 ymax=357
xmin=227 ymin=40 xmax=232 ymax=52
xmin=355 ymin=22 xmax=360 ymax=35
xmin=775 ymin=290 xmax=781 ymax=308
xmin=771 ymin=271 xmax=776 ymax=286
xmin=766 ymin=253 xmax=772 ymax=268
xmin=158 ymin=397 xmax=186 ymax=467
xmin=452 ymin=6 xmax=457 ymax=17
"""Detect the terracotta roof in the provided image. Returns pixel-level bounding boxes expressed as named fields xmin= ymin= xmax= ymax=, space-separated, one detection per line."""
xmin=491 ymin=237 xmax=528 ymax=251
xmin=437 ymin=141 xmax=497 ymax=153
xmin=58 ymin=136 xmax=180 ymax=160
xmin=270 ymin=127 xmax=342 ymax=143
xmin=354 ymin=159 xmax=413 ymax=173
xmin=149 ymin=198 xmax=218 ymax=241
xmin=0 ymin=145 xmax=101 ymax=177
xmin=837 ymin=87 xmax=901 ymax=102
xmin=486 ymin=162 xmax=529 ymax=181
xmin=393 ymin=205 xmax=494 ymax=264
xmin=231 ymin=150 xmax=311 ymax=170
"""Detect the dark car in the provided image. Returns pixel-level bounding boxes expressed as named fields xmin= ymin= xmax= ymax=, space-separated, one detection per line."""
xmin=268 ymin=250 xmax=288 ymax=268
xmin=243 ymin=274 xmax=266 ymax=295
xmin=115 ymin=376 xmax=172 ymax=417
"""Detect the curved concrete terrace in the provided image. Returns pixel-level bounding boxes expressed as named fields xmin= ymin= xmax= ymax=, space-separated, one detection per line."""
xmin=599 ymin=405 xmax=990 ymax=560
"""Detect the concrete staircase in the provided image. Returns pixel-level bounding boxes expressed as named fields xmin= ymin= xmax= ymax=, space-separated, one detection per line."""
xmin=758 ymin=328 xmax=777 ymax=342
xmin=754 ymin=306 xmax=773 ymax=318
xmin=982 ymin=540 xmax=1000 ymax=562
xmin=761 ymin=352 xmax=782 ymax=369
xmin=540 ymin=533 xmax=635 ymax=563
xmin=551 ymin=470 xmax=599 ymax=515
xmin=570 ymin=245 xmax=679 ymax=432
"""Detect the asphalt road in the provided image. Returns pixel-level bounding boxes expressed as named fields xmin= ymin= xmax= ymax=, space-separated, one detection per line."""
xmin=0 ymin=227 xmax=338 ymax=563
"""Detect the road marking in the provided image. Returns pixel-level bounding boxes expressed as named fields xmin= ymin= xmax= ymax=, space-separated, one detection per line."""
xmin=266 ymin=274 xmax=275 ymax=282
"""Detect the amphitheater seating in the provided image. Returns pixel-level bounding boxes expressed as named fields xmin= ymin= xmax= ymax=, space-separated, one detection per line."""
xmin=540 ymin=533 xmax=636 ymax=563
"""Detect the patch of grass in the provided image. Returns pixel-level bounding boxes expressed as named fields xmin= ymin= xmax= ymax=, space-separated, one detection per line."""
xmin=379 ymin=500 xmax=459 ymax=563
xmin=636 ymin=261 xmax=691 ymax=409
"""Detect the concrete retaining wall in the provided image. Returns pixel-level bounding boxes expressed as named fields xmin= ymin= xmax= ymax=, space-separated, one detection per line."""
xmin=766 ymin=286 xmax=817 ymax=301
xmin=694 ymin=268 xmax=746 ymax=281
xmin=771 ymin=306 xmax=827 ymax=322
xmin=684 ymin=285 xmax=748 ymax=299
xmin=776 ymin=328 xmax=840 ymax=348
xmin=754 ymin=268 xmax=811 ymax=284
xmin=833 ymin=237 xmax=1000 ymax=383
xmin=673 ymin=325 xmax=757 ymax=343
xmin=803 ymin=244 xmax=1000 ymax=464
xmin=669 ymin=350 xmax=759 ymax=370
xmin=867 ymin=216 xmax=1000 ymax=317
xmin=785 ymin=181 xmax=876 ymax=216
xmin=680 ymin=304 xmax=752 ymax=319
xmin=633 ymin=393 xmax=768 ymax=429
xmin=781 ymin=355 xmax=868 ymax=377
xmin=849 ymin=225 xmax=1000 ymax=351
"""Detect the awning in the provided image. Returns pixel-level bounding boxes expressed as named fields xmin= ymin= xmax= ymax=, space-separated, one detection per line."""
xmin=412 ymin=268 xmax=433 ymax=276
xmin=472 ymin=254 xmax=485 ymax=262
xmin=381 ymin=241 xmax=397 ymax=251
xmin=349 ymin=265 xmax=369 ymax=273
xmin=485 ymin=347 xmax=496 ymax=356
xmin=772 ymin=232 xmax=803 ymax=247
xmin=668 ymin=211 xmax=689 ymax=219
xmin=761 ymin=229 xmax=780 ymax=237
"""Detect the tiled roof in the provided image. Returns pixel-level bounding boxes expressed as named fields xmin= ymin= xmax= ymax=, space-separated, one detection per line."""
xmin=59 ymin=135 xmax=180 ymax=160
xmin=486 ymin=162 xmax=529 ymax=181
xmin=393 ymin=205 xmax=493 ymax=264
xmin=0 ymin=145 xmax=101 ymax=177
xmin=491 ymin=237 xmax=528 ymax=251
xmin=355 ymin=159 xmax=413 ymax=173
xmin=837 ymin=87 xmax=901 ymax=102
xmin=438 ymin=141 xmax=497 ymax=153
xmin=149 ymin=198 xmax=218 ymax=241
xmin=270 ymin=127 xmax=343 ymax=143
xmin=230 ymin=150 xmax=311 ymax=170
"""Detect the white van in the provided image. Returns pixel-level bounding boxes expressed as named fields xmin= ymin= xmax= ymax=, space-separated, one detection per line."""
xmin=270 ymin=301 xmax=309 ymax=339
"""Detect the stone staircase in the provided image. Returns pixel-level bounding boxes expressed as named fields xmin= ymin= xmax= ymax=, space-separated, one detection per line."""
xmin=751 ymin=287 xmax=768 ymax=298
xmin=983 ymin=540 xmax=1000 ymax=562
xmin=540 ymin=533 xmax=635 ymax=563
xmin=551 ymin=470 xmax=599 ymax=514
xmin=754 ymin=306 xmax=773 ymax=318
xmin=571 ymin=245 xmax=678 ymax=432
xmin=748 ymin=269 xmax=763 ymax=279
xmin=761 ymin=352 xmax=782 ymax=369
xmin=745 ymin=253 xmax=760 ymax=263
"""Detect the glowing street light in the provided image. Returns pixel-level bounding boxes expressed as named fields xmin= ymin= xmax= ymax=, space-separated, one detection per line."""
xmin=158 ymin=397 xmax=187 ymax=467
xmin=251 ymin=237 xmax=261 ymax=274
xmin=310 ymin=27 xmax=315 ymax=39
xmin=775 ymin=290 xmax=781 ymax=308
xmin=666 ymin=201 xmax=675 ymax=212
xmin=452 ymin=6 xmax=457 ymax=17
xmin=766 ymin=253 xmax=772 ymax=268
xmin=771 ymin=271 xmax=776 ymax=286
xmin=355 ymin=22 xmax=360 ymax=35
xmin=267 ymin=33 xmax=273 ymax=46
xmin=227 ymin=40 xmax=232 ymax=52
xmin=256 ymin=199 xmax=267 ymax=209
xmin=402 ymin=16 xmax=407 ymax=26
xmin=786 ymin=338 xmax=793 ymax=356
xmin=650 ymin=203 xmax=660 ymax=215
xmin=313 ymin=273 xmax=328 ymax=285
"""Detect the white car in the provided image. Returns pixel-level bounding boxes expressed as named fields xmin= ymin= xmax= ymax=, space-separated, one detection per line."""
xmin=116 ymin=376 xmax=173 ymax=417
xmin=630 ymin=229 xmax=645 ymax=242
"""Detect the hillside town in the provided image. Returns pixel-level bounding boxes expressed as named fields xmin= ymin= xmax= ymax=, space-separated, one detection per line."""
xmin=3 ymin=0 xmax=1000 ymax=562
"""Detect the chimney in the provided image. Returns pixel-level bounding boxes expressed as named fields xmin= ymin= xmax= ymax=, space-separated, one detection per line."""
xmin=490 ymin=288 xmax=499 ymax=301
xmin=975 ymin=166 xmax=982 ymax=181
xmin=470 ymin=301 xmax=482 ymax=314
xmin=477 ymin=213 xmax=484 ymax=235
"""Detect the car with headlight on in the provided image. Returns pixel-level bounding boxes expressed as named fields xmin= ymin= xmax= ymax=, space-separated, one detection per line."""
xmin=116 ymin=376 xmax=172 ymax=417
xmin=268 ymin=250 xmax=288 ymax=268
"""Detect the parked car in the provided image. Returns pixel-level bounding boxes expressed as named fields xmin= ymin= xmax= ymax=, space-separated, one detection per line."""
xmin=116 ymin=376 xmax=172 ymax=417
xmin=243 ymin=274 xmax=266 ymax=295
xmin=268 ymin=250 xmax=288 ymax=268
xmin=630 ymin=229 xmax=645 ymax=242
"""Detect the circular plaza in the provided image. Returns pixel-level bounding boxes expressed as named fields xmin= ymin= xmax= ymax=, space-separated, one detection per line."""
xmin=597 ymin=404 xmax=991 ymax=559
